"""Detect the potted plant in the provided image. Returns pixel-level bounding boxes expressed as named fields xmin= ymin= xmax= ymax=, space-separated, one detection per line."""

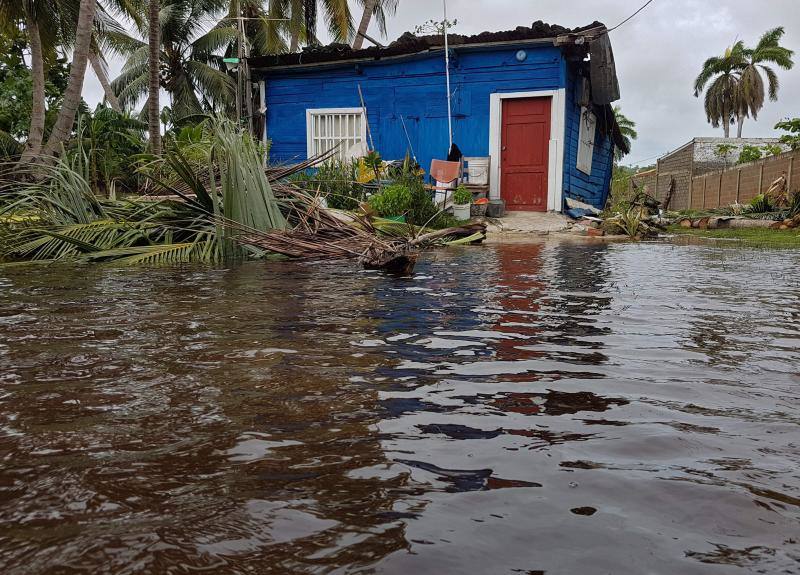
xmin=452 ymin=185 xmax=472 ymax=221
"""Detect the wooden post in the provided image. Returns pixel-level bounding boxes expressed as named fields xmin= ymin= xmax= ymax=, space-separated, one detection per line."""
xmin=788 ymin=155 xmax=795 ymax=194
xmin=718 ymin=170 xmax=723 ymax=207
xmin=736 ymin=168 xmax=741 ymax=203
xmin=758 ymin=162 xmax=764 ymax=193
xmin=702 ymin=176 xmax=707 ymax=209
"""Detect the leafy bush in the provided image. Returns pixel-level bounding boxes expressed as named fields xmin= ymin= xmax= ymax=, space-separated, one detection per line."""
xmin=738 ymin=145 xmax=763 ymax=164
xmin=749 ymin=193 xmax=772 ymax=213
xmin=291 ymin=160 xmax=366 ymax=211
xmin=453 ymin=185 xmax=472 ymax=205
xmin=775 ymin=118 xmax=800 ymax=150
xmin=368 ymin=184 xmax=413 ymax=216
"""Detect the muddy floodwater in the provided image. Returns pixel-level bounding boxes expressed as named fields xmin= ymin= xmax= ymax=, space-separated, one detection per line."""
xmin=0 ymin=240 xmax=799 ymax=574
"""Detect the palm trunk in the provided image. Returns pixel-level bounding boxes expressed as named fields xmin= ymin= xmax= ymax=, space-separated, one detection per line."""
xmin=41 ymin=0 xmax=97 ymax=158
xmin=20 ymin=11 xmax=46 ymax=163
xmin=89 ymin=51 xmax=121 ymax=112
xmin=148 ymin=0 xmax=162 ymax=155
xmin=352 ymin=0 xmax=377 ymax=50
xmin=736 ymin=114 xmax=744 ymax=138
xmin=290 ymin=32 xmax=299 ymax=52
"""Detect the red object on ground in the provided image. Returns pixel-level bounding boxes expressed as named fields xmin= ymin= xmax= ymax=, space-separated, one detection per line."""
xmin=586 ymin=227 xmax=605 ymax=237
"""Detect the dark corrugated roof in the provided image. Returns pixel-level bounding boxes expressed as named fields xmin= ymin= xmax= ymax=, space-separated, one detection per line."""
xmin=248 ymin=20 xmax=606 ymax=69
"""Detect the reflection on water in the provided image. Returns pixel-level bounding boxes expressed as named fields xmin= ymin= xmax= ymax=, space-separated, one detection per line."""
xmin=1 ymin=240 xmax=799 ymax=574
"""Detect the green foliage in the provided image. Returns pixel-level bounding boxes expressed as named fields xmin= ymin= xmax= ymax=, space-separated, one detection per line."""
xmin=70 ymin=104 xmax=147 ymax=196
xmin=368 ymin=183 xmax=413 ymax=217
xmin=762 ymin=143 xmax=783 ymax=157
xmin=714 ymin=143 xmax=736 ymax=164
xmin=453 ymin=185 xmax=472 ymax=205
xmin=0 ymin=27 xmax=70 ymax=147
xmin=789 ymin=191 xmax=800 ymax=218
xmin=290 ymin=160 xmax=366 ymax=211
xmin=738 ymin=145 xmax=762 ymax=164
xmin=749 ymin=193 xmax=772 ymax=213
xmin=1 ymin=117 xmax=285 ymax=266
xmin=612 ymin=106 xmax=637 ymax=161
xmin=604 ymin=206 xmax=646 ymax=238
xmin=775 ymin=118 xmax=800 ymax=150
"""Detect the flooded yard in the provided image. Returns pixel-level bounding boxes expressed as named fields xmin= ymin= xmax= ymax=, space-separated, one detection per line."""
xmin=0 ymin=240 xmax=798 ymax=574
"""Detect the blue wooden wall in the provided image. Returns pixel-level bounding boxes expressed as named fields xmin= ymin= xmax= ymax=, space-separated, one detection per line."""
xmin=261 ymin=44 xmax=614 ymax=210
xmin=562 ymin=65 xmax=614 ymax=208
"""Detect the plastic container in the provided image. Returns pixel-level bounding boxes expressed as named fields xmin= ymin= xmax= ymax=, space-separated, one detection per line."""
xmin=487 ymin=198 xmax=506 ymax=218
xmin=452 ymin=204 xmax=471 ymax=221
xmin=471 ymin=203 xmax=488 ymax=217
xmin=464 ymin=157 xmax=490 ymax=186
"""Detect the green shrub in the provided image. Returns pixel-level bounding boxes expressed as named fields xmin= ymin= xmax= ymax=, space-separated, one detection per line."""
xmin=749 ymin=193 xmax=772 ymax=213
xmin=453 ymin=185 xmax=472 ymax=205
xmin=738 ymin=145 xmax=763 ymax=164
xmin=368 ymin=184 xmax=413 ymax=216
xmin=290 ymin=160 xmax=366 ymax=210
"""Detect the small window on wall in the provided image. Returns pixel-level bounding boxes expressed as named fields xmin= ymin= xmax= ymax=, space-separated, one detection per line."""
xmin=306 ymin=108 xmax=366 ymax=161
xmin=577 ymin=106 xmax=596 ymax=175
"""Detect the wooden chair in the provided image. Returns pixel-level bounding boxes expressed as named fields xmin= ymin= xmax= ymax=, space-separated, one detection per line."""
xmin=425 ymin=159 xmax=462 ymax=207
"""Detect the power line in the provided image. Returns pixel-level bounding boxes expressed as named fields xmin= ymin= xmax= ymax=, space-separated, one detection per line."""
xmin=608 ymin=0 xmax=656 ymax=32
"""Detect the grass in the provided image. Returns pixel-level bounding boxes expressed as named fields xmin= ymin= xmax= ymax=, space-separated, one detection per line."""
xmin=667 ymin=225 xmax=800 ymax=248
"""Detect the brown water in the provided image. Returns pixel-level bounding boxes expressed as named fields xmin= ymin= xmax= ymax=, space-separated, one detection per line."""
xmin=1 ymin=240 xmax=799 ymax=574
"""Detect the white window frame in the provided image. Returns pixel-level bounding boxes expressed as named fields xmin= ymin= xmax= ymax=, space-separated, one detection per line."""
xmin=305 ymin=107 xmax=367 ymax=160
xmin=577 ymin=106 xmax=596 ymax=175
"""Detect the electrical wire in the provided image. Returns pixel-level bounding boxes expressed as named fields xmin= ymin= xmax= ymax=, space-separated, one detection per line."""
xmin=607 ymin=0 xmax=656 ymax=32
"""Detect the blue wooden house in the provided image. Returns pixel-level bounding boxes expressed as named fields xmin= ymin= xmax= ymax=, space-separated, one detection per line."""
xmin=249 ymin=21 xmax=628 ymax=212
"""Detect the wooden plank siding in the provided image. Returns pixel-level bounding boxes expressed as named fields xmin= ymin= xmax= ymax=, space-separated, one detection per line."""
xmin=260 ymin=44 xmax=616 ymax=210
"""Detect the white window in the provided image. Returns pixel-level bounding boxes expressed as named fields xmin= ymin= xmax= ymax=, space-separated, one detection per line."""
xmin=577 ymin=106 xmax=596 ymax=175
xmin=306 ymin=108 xmax=367 ymax=161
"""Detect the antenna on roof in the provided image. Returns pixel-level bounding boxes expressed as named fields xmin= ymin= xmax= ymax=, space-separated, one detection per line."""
xmin=443 ymin=0 xmax=453 ymax=151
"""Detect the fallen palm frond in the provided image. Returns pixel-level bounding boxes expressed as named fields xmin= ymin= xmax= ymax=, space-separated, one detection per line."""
xmin=1 ymin=117 xmax=485 ymax=272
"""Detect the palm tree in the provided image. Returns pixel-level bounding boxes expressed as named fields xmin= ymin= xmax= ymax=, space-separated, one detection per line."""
xmin=694 ymin=42 xmax=746 ymax=138
xmin=147 ymin=0 xmax=160 ymax=154
xmin=269 ymin=0 xmax=352 ymax=52
xmin=736 ymin=27 xmax=794 ymax=137
xmin=1 ymin=0 xmax=61 ymax=162
xmin=612 ymin=105 xmax=637 ymax=162
xmin=41 ymin=0 xmax=98 ymax=157
xmin=352 ymin=0 xmax=397 ymax=50
xmin=111 ymin=0 xmax=238 ymax=123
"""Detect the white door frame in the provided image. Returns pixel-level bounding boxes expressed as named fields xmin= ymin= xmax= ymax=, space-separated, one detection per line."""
xmin=488 ymin=89 xmax=566 ymax=212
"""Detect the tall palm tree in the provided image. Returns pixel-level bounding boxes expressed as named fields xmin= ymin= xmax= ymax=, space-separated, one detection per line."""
xmin=111 ymin=0 xmax=237 ymax=123
xmin=147 ymin=0 xmax=160 ymax=154
xmin=736 ymin=27 xmax=794 ymax=137
xmin=612 ymin=105 xmax=637 ymax=162
xmin=41 ymin=0 xmax=98 ymax=157
xmin=352 ymin=0 xmax=397 ymax=50
xmin=694 ymin=42 xmax=746 ymax=138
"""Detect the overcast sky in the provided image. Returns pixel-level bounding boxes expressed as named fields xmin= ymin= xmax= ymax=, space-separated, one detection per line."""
xmin=83 ymin=0 xmax=800 ymax=166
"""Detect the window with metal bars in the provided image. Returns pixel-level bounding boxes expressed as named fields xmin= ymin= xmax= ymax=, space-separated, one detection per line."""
xmin=305 ymin=108 xmax=367 ymax=161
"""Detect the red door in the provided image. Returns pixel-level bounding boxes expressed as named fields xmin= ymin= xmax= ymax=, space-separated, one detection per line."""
xmin=500 ymin=97 xmax=551 ymax=211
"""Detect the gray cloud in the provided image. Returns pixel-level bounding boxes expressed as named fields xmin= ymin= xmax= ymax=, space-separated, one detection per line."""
xmin=82 ymin=0 xmax=800 ymax=165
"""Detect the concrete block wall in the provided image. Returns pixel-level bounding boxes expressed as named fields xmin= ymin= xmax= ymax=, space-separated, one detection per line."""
xmin=689 ymin=148 xmax=799 ymax=209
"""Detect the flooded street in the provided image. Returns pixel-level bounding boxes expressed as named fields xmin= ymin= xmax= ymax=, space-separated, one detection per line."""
xmin=0 ymin=240 xmax=799 ymax=574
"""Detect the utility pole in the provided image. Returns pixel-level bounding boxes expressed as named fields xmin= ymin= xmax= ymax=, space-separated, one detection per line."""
xmin=235 ymin=0 xmax=243 ymax=126
xmin=443 ymin=0 xmax=453 ymax=151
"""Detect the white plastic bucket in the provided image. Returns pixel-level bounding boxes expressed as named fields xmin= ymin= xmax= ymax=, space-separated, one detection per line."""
xmin=453 ymin=203 xmax=471 ymax=221
xmin=464 ymin=157 xmax=489 ymax=185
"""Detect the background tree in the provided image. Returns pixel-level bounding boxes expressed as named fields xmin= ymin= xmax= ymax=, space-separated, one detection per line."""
xmin=694 ymin=42 xmax=745 ymax=138
xmin=41 ymin=0 xmax=98 ymax=157
xmin=111 ymin=0 xmax=237 ymax=122
xmin=612 ymin=105 xmax=637 ymax=163
xmin=352 ymin=0 xmax=397 ymax=50
xmin=736 ymin=27 xmax=794 ymax=137
xmin=775 ymin=118 xmax=800 ymax=150
xmin=148 ymin=0 xmax=160 ymax=154
xmin=269 ymin=0 xmax=352 ymax=52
